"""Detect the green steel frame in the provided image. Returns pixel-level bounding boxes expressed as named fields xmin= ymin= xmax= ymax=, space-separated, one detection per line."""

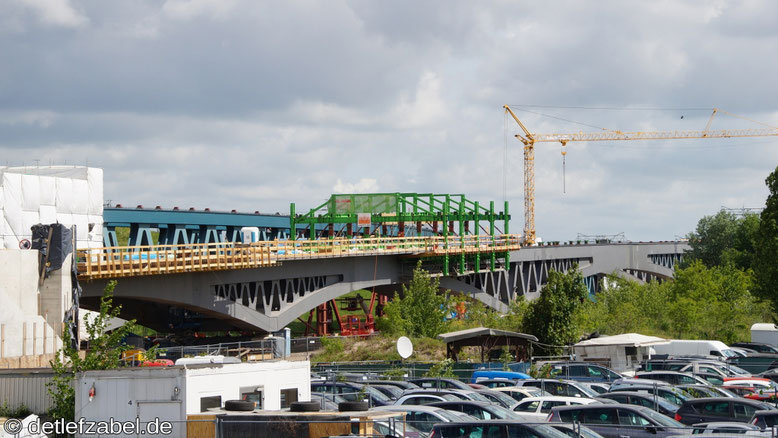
xmin=290 ymin=193 xmax=511 ymax=275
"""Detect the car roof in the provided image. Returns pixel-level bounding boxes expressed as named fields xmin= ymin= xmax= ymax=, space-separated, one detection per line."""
xmin=551 ymin=403 xmax=642 ymax=412
xmin=430 ymin=400 xmax=492 ymax=407
xmin=519 ymin=396 xmax=599 ymax=403
xmin=373 ymin=405 xmax=452 ymax=414
xmin=683 ymin=397 xmax=767 ymax=405
xmin=754 ymin=410 xmax=778 ymax=416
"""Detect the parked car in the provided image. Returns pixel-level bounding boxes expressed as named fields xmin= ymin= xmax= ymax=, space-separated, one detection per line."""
xmin=512 ymin=379 xmax=600 ymax=398
xmin=750 ymin=410 xmax=778 ymax=429
xmin=548 ymin=423 xmax=606 ymax=438
xmin=582 ymin=382 xmax=613 ymax=395
xmin=635 ymin=371 xmax=712 ymax=386
xmin=610 ymin=382 xmax=692 ymax=406
xmin=513 ymin=396 xmax=600 ymax=421
xmin=677 ymin=384 xmax=738 ymax=399
xmin=690 ymin=421 xmax=765 ymax=435
xmin=473 ymin=388 xmax=521 ymax=409
xmin=476 ymin=378 xmax=526 ymax=388
xmin=652 ymin=340 xmax=739 ymax=359
xmin=470 ymin=370 xmax=530 ymax=383
xmin=411 ymin=377 xmax=473 ymax=391
xmin=673 ymin=397 xmax=777 ymax=425
xmin=547 ymin=404 xmax=687 ymax=438
xmin=597 ymin=391 xmax=680 ymax=417
xmin=493 ymin=386 xmax=550 ymax=401
xmin=310 ymin=381 xmax=391 ymax=406
xmin=362 ymin=380 xmax=420 ymax=391
xmin=428 ymin=400 xmax=526 ymax=421
xmin=549 ymin=362 xmax=623 ymax=383
xmin=366 ymin=383 xmax=404 ymax=400
xmin=428 ymin=420 xmax=571 ymax=438
xmin=641 ymin=360 xmax=751 ymax=378
xmin=393 ymin=391 xmax=462 ymax=406
xmin=372 ymin=404 xmax=478 ymax=435
xmin=732 ymin=343 xmax=778 ymax=355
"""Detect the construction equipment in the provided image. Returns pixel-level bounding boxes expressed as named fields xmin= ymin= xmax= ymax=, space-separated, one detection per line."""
xmin=504 ymin=105 xmax=778 ymax=245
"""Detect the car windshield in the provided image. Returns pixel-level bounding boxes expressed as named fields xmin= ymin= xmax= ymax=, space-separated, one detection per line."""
xmin=723 ymin=365 xmax=751 ymax=376
xmin=533 ymin=425 xmax=582 ymax=438
xmin=464 ymin=391 xmax=491 ymax=402
xmin=721 ymin=349 xmax=739 ymax=358
xmin=638 ymin=407 xmax=685 ymax=427
xmin=362 ymin=385 xmax=390 ymax=401
xmin=375 ymin=385 xmax=403 ymax=398
xmin=576 ymin=384 xmax=600 ymax=398
xmin=551 ymin=425 xmax=605 ymax=438
xmin=441 ymin=394 xmax=462 ymax=401
xmin=437 ymin=409 xmax=476 ymax=422
xmin=490 ymin=404 xmax=527 ymax=420
xmin=485 ymin=390 xmax=520 ymax=407
xmin=711 ymin=387 xmax=738 ymax=398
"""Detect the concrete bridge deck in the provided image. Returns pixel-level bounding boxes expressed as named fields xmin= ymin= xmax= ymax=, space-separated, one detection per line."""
xmin=78 ymin=240 xmax=688 ymax=334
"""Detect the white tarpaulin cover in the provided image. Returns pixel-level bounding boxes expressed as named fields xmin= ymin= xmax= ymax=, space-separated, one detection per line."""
xmin=574 ymin=333 xmax=669 ymax=348
xmin=0 ymin=166 xmax=104 ymax=249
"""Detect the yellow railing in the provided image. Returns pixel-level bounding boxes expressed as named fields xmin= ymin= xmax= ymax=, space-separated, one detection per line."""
xmin=76 ymin=234 xmax=522 ymax=280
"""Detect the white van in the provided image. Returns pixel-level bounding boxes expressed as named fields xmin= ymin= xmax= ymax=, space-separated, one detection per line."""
xmin=651 ymin=340 xmax=737 ymax=359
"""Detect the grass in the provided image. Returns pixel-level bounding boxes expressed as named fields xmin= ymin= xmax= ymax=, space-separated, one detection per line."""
xmin=310 ymin=334 xmax=447 ymax=363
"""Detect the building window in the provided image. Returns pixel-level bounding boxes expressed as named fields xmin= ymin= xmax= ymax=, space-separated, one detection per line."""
xmin=280 ymin=388 xmax=298 ymax=408
xmin=200 ymin=396 xmax=221 ymax=412
xmin=240 ymin=386 xmax=264 ymax=410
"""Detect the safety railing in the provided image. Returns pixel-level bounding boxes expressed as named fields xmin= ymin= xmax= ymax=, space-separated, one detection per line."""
xmin=76 ymin=234 xmax=522 ymax=279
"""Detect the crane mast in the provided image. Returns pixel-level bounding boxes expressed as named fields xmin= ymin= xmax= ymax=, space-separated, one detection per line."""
xmin=504 ymin=105 xmax=778 ymax=245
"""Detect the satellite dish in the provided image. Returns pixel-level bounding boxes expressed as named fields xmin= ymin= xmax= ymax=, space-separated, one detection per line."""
xmin=397 ymin=336 xmax=413 ymax=359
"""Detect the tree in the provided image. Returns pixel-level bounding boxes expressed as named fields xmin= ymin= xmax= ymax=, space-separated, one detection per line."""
xmin=522 ymin=265 xmax=588 ymax=354
xmin=684 ymin=210 xmax=759 ymax=270
xmin=754 ymin=166 xmax=778 ymax=313
xmin=48 ymin=281 xmax=136 ymax=421
xmin=378 ymin=261 xmax=451 ymax=338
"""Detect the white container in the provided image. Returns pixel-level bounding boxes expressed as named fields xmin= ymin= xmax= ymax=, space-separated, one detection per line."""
xmin=751 ymin=323 xmax=778 ymax=346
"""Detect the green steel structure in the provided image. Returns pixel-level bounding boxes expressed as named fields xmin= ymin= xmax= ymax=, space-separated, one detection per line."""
xmin=290 ymin=193 xmax=511 ymax=275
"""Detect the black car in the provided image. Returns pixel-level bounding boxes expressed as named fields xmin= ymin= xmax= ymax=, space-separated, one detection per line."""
xmin=428 ymin=400 xmax=524 ymax=421
xmin=674 ymin=397 xmax=777 ymax=425
xmin=548 ymin=404 xmax=687 ymax=438
xmin=634 ymin=371 xmax=711 ymax=386
xmin=597 ymin=391 xmax=680 ymax=417
xmin=361 ymin=380 xmax=420 ymax=391
xmin=549 ymin=362 xmax=623 ymax=383
xmin=429 ymin=420 xmax=571 ymax=438
xmin=411 ymin=378 xmax=472 ymax=391
xmin=610 ymin=384 xmax=691 ymax=406
xmin=732 ymin=343 xmax=778 ymax=354
xmin=310 ymin=381 xmax=391 ymax=406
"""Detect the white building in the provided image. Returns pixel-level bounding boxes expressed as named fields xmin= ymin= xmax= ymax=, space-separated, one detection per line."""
xmin=573 ymin=333 xmax=669 ymax=373
xmin=0 ymin=166 xmax=104 ymax=250
xmin=75 ymin=361 xmax=310 ymax=438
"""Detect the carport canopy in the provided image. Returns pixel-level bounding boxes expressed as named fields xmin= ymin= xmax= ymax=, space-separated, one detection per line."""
xmin=437 ymin=327 xmax=538 ymax=362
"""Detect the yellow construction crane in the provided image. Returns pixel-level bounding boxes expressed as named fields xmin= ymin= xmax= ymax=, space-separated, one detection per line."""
xmin=504 ymin=105 xmax=778 ymax=245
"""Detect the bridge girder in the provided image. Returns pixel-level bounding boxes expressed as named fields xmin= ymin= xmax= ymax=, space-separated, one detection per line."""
xmin=80 ymin=242 xmax=688 ymax=333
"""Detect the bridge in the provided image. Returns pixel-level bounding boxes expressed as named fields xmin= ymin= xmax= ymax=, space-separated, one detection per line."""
xmin=77 ymin=238 xmax=687 ymax=334
xmin=76 ymin=192 xmax=688 ymax=335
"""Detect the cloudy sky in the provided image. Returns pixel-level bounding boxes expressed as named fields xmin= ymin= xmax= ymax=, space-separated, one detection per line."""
xmin=2 ymin=0 xmax=777 ymax=242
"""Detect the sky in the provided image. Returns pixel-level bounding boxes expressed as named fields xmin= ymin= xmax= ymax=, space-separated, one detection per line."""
xmin=2 ymin=0 xmax=777 ymax=242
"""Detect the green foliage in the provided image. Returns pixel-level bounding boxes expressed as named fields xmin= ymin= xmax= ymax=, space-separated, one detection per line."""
xmin=424 ymin=358 xmax=456 ymax=378
xmin=0 ymin=402 xmax=31 ymax=419
xmin=685 ymin=210 xmax=759 ymax=270
xmin=528 ymin=363 xmax=553 ymax=379
xmin=579 ymin=261 xmax=771 ymax=344
xmin=522 ymin=266 xmax=588 ymax=354
xmin=498 ymin=348 xmax=512 ymax=370
xmin=379 ymin=261 xmax=451 ymax=338
xmin=448 ymin=297 xmax=529 ymax=333
xmin=48 ymin=281 xmax=136 ymax=421
xmin=754 ymin=167 xmax=778 ymax=313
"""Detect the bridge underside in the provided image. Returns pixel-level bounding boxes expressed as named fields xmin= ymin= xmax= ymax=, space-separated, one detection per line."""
xmin=80 ymin=243 xmax=688 ymax=333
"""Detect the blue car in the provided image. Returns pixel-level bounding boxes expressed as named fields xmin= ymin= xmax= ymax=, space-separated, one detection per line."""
xmin=470 ymin=370 xmax=530 ymax=384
